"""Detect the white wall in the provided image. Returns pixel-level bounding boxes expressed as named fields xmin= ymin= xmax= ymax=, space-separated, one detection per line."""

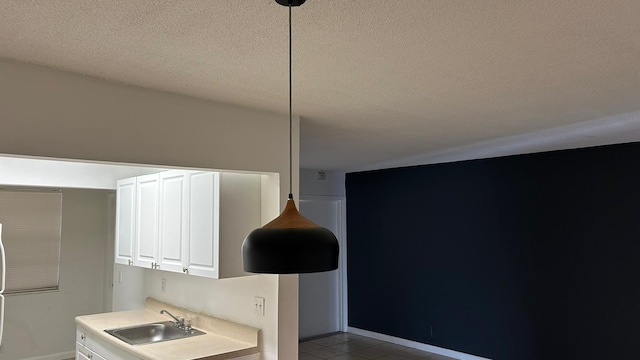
xmin=298 ymin=200 xmax=343 ymax=339
xmin=111 ymin=265 xmax=146 ymax=312
xmin=103 ymin=193 xmax=116 ymax=313
xmin=0 ymin=58 xmax=298 ymax=360
xmin=300 ymin=169 xmax=345 ymax=197
xmin=298 ymin=170 xmax=346 ymax=340
xmin=144 ymin=271 xmax=281 ymax=359
xmin=0 ymin=156 xmax=167 ymax=190
xmin=0 ymin=58 xmax=293 ymax=176
xmin=0 ymin=189 xmax=111 ymax=360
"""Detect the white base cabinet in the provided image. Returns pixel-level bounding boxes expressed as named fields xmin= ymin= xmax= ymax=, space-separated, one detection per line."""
xmin=76 ymin=324 xmax=259 ymax=360
xmin=76 ymin=343 xmax=107 ymax=360
xmin=115 ymin=170 xmax=261 ymax=279
xmin=76 ymin=327 xmax=139 ymax=360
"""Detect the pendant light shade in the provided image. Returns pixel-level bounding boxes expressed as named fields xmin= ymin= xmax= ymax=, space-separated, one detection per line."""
xmin=243 ymin=196 xmax=339 ymax=274
xmin=242 ymin=0 xmax=339 ymax=274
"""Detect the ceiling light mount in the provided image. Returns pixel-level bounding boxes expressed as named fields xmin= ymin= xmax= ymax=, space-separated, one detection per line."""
xmin=275 ymin=0 xmax=306 ymax=6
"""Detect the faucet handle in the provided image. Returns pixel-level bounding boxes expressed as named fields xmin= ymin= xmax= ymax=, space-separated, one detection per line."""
xmin=184 ymin=319 xmax=192 ymax=331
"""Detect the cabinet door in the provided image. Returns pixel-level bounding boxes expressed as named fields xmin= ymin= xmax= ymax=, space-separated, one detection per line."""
xmin=135 ymin=173 xmax=160 ymax=269
xmin=75 ymin=342 xmax=107 ymax=360
xmin=187 ymin=171 xmax=220 ymax=278
xmin=115 ymin=178 xmax=136 ymax=265
xmin=76 ymin=346 xmax=91 ymax=360
xmin=158 ymin=170 xmax=189 ymax=273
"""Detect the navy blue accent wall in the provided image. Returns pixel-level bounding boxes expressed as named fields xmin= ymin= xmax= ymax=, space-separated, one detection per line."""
xmin=346 ymin=142 xmax=640 ymax=360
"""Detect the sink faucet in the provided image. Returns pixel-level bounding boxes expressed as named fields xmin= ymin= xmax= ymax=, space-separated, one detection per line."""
xmin=160 ymin=310 xmax=185 ymax=328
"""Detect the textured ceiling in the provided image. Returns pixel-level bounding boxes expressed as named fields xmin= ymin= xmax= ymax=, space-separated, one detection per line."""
xmin=1 ymin=0 xmax=640 ymax=171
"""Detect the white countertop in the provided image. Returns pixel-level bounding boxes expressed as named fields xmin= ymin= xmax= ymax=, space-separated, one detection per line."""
xmin=75 ymin=298 xmax=260 ymax=360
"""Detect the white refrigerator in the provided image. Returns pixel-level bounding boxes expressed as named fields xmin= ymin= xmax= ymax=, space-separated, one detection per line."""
xmin=0 ymin=223 xmax=5 ymax=347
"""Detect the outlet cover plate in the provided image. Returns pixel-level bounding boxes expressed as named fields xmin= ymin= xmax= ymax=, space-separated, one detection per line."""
xmin=254 ymin=296 xmax=265 ymax=316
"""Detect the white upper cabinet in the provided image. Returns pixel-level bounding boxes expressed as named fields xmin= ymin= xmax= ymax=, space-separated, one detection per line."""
xmin=115 ymin=178 xmax=136 ymax=265
xmin=135 ymin=174 xmax=160 ymax=269
xmin=158 ymin=170 xmax=190 ymax=273
xmin=115 ymin=170 xmax=262 ymax=279
xmin=186 ymin=171 xmax=220 ymax=278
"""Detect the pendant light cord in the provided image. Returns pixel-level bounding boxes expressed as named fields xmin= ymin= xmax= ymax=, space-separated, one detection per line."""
xmin=288 ymin=3 xmax=293 ymax=200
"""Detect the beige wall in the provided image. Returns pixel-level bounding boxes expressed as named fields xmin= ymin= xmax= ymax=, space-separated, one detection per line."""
xmin=0 ymin=188 xmax=111 ymax=360
xmin=0 ymin=58 xmax=299 ymax=360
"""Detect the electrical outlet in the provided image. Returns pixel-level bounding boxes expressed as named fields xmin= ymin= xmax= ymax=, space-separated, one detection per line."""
xmin=161 ymin=278 xmax=166 ymax=292
xmin=254 ymin=296 xmax=265 ymax=316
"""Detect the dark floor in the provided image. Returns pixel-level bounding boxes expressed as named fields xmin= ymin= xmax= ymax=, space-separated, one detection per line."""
xmin=299 ymin=332 xmax=457 ymax=360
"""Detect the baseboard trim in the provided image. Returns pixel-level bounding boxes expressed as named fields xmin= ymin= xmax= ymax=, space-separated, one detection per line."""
xmin=23 ymin=350 xmax=75 ymax=360
xmin=347 ymin=327 xmax=491 ymax=360
xmin=299 ymin=331 xmax=342 ymax=343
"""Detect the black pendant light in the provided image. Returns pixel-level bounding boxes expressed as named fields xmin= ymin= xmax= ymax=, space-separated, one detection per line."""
xmin=242 ymin=0 xmax=339 ymax=274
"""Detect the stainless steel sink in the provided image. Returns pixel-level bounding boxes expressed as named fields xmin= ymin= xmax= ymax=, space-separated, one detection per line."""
xmin=105 ymin=321 xmax=205 ymax=345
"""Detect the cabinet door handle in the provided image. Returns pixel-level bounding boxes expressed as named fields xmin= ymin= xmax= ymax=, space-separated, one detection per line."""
xmin=81 ymin=334 xmax=85 ymax=340
xmin=128 ymin=259 xmax=133 ymax=266
xmin=87 ymin=353 xmax=93 ymax=359
xmin=183 ymin=267 xmax=188 ymax=273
